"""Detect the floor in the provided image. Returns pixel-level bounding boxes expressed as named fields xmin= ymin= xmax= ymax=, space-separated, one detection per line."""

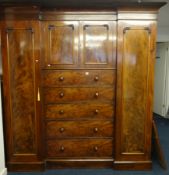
xmin=8 ymin=115 xmax=169 ymax=175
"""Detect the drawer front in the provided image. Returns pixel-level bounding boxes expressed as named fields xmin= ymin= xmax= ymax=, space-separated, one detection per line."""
xmin=45 ymin=103 xmax=114 ymax=119
xmin=46 ymin=121 xmax=113 ymax=138
xmin=47 ymin=139 xmax=113 ymax=158
xmin=44 ymin=87 xmax=115 ymax=103
xmin=42 ymin=70 xmax=116 ymax=87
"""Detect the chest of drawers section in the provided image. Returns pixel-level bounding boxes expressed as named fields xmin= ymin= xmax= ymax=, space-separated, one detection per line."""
xmin=42 ymin=70 xmax=115 ymax=159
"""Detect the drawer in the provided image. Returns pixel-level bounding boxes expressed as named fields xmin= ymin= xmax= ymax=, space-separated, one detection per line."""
xmin=46 ymin=121 xmax=113 ymax=138
xmin=44 ymin=87 xmax=114 ymax=103
xmin=45 ymin=103 xmax=114 ymax=119
xmin=42 ymin=70 xmax=116 ymax=87
xmin=47 ymin=139 xmax=113 ymax=158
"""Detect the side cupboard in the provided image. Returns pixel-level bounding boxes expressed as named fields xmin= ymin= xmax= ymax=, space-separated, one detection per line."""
xmin=0 ymin=1 xmax=165 ymax=172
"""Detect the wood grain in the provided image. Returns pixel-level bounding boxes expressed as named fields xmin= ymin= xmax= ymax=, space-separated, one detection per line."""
xmin=44 ymin=87 xmax=115 ymax=103
xmin=46 ymin=120 xmax=113 ymax=138
xmin=42 ymin=70 xmax=116 ymax=87
xmin=47 ymin=139 xmax=113 ymax=158
xmin=115 ymin=20 xmax=156 ymax=164
xmin=1 ymin=20 xmax=44 ymax=171
xmin=80 ymin=21 xmax=116 ymax=68
xmin=41 ymin=21 xmax=78 ymax=68
xmin=7 ymin=27 xmax=36 ymax=154
xmin=45 ymin=103 xmax=114 ymax=120
xmin=122 ymin=28 xmax=149 ymax=153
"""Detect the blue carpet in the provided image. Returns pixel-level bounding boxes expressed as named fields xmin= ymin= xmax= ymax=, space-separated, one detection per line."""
xmin=8 ymin=115 xmax=169 ymax=175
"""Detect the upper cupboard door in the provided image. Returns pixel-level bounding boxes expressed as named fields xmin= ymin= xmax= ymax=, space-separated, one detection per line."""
xmin=80 ymin=21 xmax=116 ymax=69
xmin=42 ymin=21 xmax=79 ymax=69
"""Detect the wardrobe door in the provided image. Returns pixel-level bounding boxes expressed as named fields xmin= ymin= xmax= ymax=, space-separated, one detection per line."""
xmin=1 ymin=21 xmax=43 ymax=171
xmin=80 ymin=21 xmax=116 ymax=69
xmin=41 ymin=21 xmax=79 ymax=69
xmin=115 ymin=20 xmax=156 ymax=168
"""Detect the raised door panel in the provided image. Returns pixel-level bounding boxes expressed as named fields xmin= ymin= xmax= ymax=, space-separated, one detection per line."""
xmin=42 ymin=21 xmax=78 ymax=69
xmin=2 ymin=21 xmax=42 ymax=163
xmin=80 ymin=21 xmax=116 ymax=68
xmin=116 ymin=21 xmax=156 ymax=161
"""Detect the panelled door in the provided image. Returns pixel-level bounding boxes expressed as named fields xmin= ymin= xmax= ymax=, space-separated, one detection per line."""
xmin=1 ymin=21 xmax=42 ymax=167
xmin=80 ymin=21 xmax=116 ymax=69
xmin=116 ymin=20 xmax=156 ymax=162
xmin=41 ymin=21 xmax=116 ymax=69
xmin=41 ymin=21 xmax=79 ymax=69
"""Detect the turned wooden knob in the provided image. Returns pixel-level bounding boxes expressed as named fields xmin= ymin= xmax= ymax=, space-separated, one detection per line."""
xmin=60 ymin=146 xmax=65 ymax=152
xmin=59 ymin=110 xmax=64 ymax=114
xmin=95 ymin=109 xmax=99 ymax=114
xmin=95 ymin=92 xmax=99 ymax=97
xmin=94 ymin=146 xmax=98 ymax=152
xmin=94 ymin=76 xmax=99 ymax=81
xmin=59 ymin=92 xmax=64 ymax=98
xmin=59 ymin=127 xmax=65 ymax=133
xmin=94 ymin=127 xmax=98 ymax=133
xmin=59 ymin=76 xmax=64 ymax=81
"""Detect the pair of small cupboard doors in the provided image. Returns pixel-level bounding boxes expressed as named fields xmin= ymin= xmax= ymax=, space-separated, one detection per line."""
xmin=1 ymin=15 xmax=155 ymax=166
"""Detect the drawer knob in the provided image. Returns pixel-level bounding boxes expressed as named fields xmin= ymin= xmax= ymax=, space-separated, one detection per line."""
xmin=60 ymin=146 xmax=65 ymax=152
xmin=94 ymin=127 xmax=98 ymax=133
xmin=94 ymin=76 xmax=99 ymax=81
xmin=59 ymin=127 xmax=65 ymax=133
xmin=94 ymin=146 xmax=98 ymax=152
xmin=95 ymin=92 xmax=99 ymax=98
xmin=59 ymin=76 xmax=64 ymax=81
xmin=95 ymin=109 xmax=99 ymax=114
xmin=59 ymin=110 xmax=64 ymax=114
xmin=47 ymin=64 xmax=51 ymax=67
xmin=59 ymin=92 xmax=64 ymax=98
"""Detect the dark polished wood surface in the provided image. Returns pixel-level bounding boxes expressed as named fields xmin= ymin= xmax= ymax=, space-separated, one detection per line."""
xmin=45 ymin=103 xmax=114 ymax=120
xmin=115 ymin=19 xmax=156 ymax=165
xmin=44 ymin=87 xmax=115 ymax=103
xmin=46 ymin=120 xmax=113 ymax=138
xmin=42 ymin=70 xmax=116 ymax=87
xmin=47 ymin=139 xmax=113 ymax=158
xmin=1 ymin=20 xmax=44 ymax=170
xmin=0 ymin=2 xmax=164 ymax=171
xmin=42 ymin=21 xmax=78 ymax=68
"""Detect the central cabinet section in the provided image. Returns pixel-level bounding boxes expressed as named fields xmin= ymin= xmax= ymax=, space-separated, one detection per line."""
xmin=41 ymin=19 xmax=116 ymax=162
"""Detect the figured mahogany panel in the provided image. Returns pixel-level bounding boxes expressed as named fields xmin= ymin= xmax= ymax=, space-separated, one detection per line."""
xmin=116 ymin=20 xmax=156 ymax=163
xmin=47 ymin=139 xmax=113 ymax=158
xmin=81 ymin=21 xmax=116 ymax=68
xmin=42 ymin=70 xmax=116 ymax=87
xmin=42 ymin=21 xmax=78 ymax=68
xmin=121 ymin=28 xmax=150 ymax=153
xmin=46 ymin=120 xmax=113 ymax=138
xmin=7 ymin=28 xmax=36 ymax=154
xmin=84 ymin=25 xmax=108 ymax=64
xmin=44 ymin=87 xmax=115 ymax=103
xmin=45 ymin=103 xmax=114 ymax=120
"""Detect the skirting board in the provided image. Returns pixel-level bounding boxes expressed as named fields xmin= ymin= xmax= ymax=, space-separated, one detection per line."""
xmin=0 ymin=168 xmax=7 ymax=175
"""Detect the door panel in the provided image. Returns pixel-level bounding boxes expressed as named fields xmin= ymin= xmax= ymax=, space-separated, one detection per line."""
xmin=2 ymin=21 xmax=42 ymax=163
xmin=42 ymin=21 xmax=78 ymax=68
xmin=116 ymin=21 xmax=156 ymax=161
xmin=80 ymin=21 xmax=116 ymax=68
xmin=7 ymin=28 xmax=36 ymax=154
xmin=122 ymin=28 xmax=149 ymax=153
